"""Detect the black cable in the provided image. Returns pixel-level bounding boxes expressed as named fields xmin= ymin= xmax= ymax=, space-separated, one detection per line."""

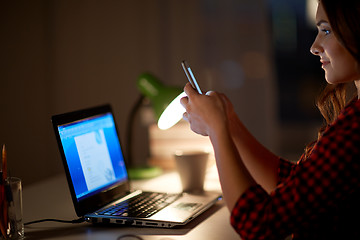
xmin=24 ymin=217 xmax=86 ymax=226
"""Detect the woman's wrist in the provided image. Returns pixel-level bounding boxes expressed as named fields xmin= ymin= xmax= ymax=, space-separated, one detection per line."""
xmin=208 ymin=120 xmax=231 ymax=141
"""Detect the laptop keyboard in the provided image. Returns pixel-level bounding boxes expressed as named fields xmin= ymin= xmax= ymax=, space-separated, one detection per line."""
xmin=96 ymin=192 xmax=181 ymax=218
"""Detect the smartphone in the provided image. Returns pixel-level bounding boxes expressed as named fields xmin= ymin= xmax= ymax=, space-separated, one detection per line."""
xmin=181 ymin=60 xmax=202 ymax=94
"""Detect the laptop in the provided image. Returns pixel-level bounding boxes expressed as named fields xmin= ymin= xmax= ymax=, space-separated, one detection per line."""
xmin=51 ymin=104 xmax=221 ymax=228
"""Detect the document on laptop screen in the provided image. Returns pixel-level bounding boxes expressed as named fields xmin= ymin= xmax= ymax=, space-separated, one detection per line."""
xmin=75 ymin=129 xmax=115 ymax=191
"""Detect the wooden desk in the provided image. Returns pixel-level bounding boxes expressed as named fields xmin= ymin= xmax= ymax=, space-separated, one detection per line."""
xmin=22 ymin=166 xmax=241 ymax=239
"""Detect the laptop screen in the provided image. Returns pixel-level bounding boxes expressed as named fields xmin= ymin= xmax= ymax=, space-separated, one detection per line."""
xmin=57 ymin=112 xmax=128 ymax=201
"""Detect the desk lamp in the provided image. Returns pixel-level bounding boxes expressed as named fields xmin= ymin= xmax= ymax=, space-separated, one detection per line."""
xmin=126 ymin=73 xmax=186 ymax=179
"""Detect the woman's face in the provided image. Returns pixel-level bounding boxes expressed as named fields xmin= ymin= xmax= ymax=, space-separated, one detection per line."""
xmin=310 ymin=2 xmax=360 ymax=84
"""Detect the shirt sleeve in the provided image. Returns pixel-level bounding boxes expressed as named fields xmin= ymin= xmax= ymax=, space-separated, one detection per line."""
xmin=230 ymin=103 xmax=360 ymax=240
xmin=277 ymin=158 xmax=296 ymax=184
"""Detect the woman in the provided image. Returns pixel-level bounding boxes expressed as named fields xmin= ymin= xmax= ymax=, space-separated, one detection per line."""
xmin=180 ymin=1 xmax=360 ymax=239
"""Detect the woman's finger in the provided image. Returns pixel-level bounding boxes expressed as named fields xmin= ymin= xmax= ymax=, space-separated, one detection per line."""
xmin=183 ymin=111 xmax=189 ymax=121
xmin=206 ymin=90 xmax=214 ymax=96
xmin=184 ymin=82 xmax=197 ymax=97
xmin=180 ymin=96 xmax=189 ymax=108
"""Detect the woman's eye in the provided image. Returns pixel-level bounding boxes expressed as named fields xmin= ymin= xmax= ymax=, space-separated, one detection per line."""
xmin=321 ymin=29 xmax=331 ymax=35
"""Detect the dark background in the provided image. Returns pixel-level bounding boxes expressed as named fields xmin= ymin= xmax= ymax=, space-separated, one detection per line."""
xmin=0 ymin=0 xmax=323 ymax=186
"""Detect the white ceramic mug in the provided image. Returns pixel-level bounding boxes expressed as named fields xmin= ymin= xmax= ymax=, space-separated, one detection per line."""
xmin=174 ymin=151 xmax=209 ymax=193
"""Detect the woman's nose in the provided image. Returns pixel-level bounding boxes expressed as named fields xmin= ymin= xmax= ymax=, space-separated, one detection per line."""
xmin=310 ymin=45 xmax=320 ymax=55
xmin=310 ymin=37 xmax=322 ymax=55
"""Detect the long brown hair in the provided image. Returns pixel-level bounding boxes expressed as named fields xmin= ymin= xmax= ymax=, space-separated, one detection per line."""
xmin=304 ymin=0 xmax=360 ymax=158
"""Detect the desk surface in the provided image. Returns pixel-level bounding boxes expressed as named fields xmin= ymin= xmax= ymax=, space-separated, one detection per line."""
xmin=22 ymin=166 xmax=241 ymax=240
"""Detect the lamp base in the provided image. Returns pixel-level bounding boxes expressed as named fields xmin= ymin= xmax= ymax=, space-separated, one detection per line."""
xmin=127 ymin=166 xmax=162 ymax=180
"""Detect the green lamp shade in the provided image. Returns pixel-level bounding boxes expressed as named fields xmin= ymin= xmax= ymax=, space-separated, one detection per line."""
xmin=137 ymin=73 xmax=185 ymax=130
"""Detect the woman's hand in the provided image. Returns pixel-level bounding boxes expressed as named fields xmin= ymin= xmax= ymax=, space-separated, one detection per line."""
xmin=180 ymin=83 xmax=228 ymax=137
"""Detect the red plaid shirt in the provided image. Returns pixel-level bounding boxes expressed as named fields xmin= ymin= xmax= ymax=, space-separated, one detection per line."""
xmin=231 ymin=99 xmax=360 ymax=240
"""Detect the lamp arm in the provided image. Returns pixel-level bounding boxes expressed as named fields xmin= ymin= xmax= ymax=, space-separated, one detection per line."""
xmin=125 ymin=94 xmax=146 ymax=167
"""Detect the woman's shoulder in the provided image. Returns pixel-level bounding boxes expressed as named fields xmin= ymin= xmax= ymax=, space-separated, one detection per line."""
xmin=338 ymin=98 xmax=360 ymax=123
xmin=324 ymin=98 xmax=360 ymax=137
